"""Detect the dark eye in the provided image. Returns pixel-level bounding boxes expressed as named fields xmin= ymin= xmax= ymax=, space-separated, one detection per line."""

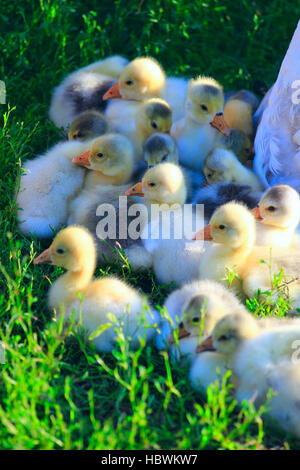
xmin=77 ymin=132 xmax=84 ymax=138
xmin=125 ymin=80 xmax=133 ymax=86
xmin=161 ymin=154 xmax=168 ymax=162
xmin=148 ymin=182 xmax=156 ymax=187
xmin=201 ymin=104 xmax=208 ymax=111
xmin=267 ymin=206 xmax=276 ymax=212
xmin=56 ymin=248 xmax=65 ymax=254
xmin=151 ymin=121 xmax=158 ymax=129
xmin=218 ymin=334 xmax=230 ymax=341
xmin=192 ymin=317 xmax=199 ymax=323
xmin=97 ymin=153 xmax=104 ymax=158
xmin=219 ymin=225 xmax=225 ymax=230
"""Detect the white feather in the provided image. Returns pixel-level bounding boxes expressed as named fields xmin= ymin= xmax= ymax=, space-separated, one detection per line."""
xmin=254 ymin=20 xmax=300 ymax=190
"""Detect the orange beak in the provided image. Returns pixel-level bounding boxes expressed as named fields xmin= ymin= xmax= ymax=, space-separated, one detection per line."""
xmin=103 ymin=82 xmax=122 ymax=100
xmin=251 ymin=206 xmax=264 ymax=221
xmin=168 ymin=326 xmax=190 ymax=344
xmin=203 ymin=180 xmax=209 ymax=187
xmin=34 ymin=247 xmax=52 ymax=265
xmin=196 ymin=335 xmax=216 ymax=353
xmin=125 ymin=182 xmax=144 ymax=197
xmin=210 ymin=113 xmax=231 ymax=137
xmin=72 ymin=150 xmax=91 ymax=167
xmin=192 ymin=224 xmax=213 ymax=241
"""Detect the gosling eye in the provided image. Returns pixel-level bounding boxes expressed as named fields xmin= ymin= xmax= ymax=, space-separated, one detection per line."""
xmin=267 ymin=206 xmax=276 ymax=212
xmin=97 ymin=153 xmax=104 ymax=158
xmin=161 ymin=154 xmax=168 ymax=162
xmin=200 ymin=104 xmax=208 ymax=112
xmin=192 ymin=317 xmax=200 ymax=323
xmin=125 ymin=80 xmax=133 ymax=86
xmin=218 ymin=334 xmax=230 ymax=341
xmin=56 ymin=247 xmax=65 ymax=255
xmin=219 ymin=224 xmax=225 ymax=230
xmin=151 ymin=121 xmax=158 ymax=129
xmin=77 ymin=132 xmax=84 ymax=139
xmin=148 ymin=182 xmax=156 ymax=187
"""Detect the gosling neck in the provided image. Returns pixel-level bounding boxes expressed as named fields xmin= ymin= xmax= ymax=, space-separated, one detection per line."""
xmin=84 ymin=167 xmax=131 ymax=188
xmin=136 ymin=123 xmax=152 ymax=143
xmin=220 ymin=235 xmax=254 ymax=262
xmin=145 ymin=194 xmax=186 ymax=210
xmin=64 ymin=257 xmax=95 ymax=290
xmin=185 ymin=112 xmax=211 ymax=128
xmin=53 ymin=254 xmax=96 ymax=307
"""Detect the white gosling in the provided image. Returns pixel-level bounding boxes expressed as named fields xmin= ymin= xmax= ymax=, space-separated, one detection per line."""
xmin=16 ymin=140 xmax=92 ymax=238
xmin=171 ymin=76 xmax=224 ymax=174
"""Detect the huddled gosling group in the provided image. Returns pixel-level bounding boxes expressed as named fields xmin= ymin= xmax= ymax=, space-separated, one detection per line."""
xmin=15 ymin=54 xmax=300 ymax=439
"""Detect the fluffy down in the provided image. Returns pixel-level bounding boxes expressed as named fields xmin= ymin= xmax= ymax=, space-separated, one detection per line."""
xmin=17 ymin=140 xmax=92 ymax=238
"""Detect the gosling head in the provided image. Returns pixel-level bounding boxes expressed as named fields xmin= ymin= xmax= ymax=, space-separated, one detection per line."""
xmin=169 ymin=294 xmax=227 ymax=344
xmin=197 ymin=312 xmax=259 ymax=357
xmin=185 ymin=76 xmax=224 ymax=125
xmin=223 ymin=99 xmax=253 ymax=137
xmin=203 ymin=148 xmax=240 ymax=184
xmin=68 ymin=110 xmax=109 ymax=141
xmin=103 ymin=57 xmax=166 ymax=101
xmin=125 ymin=162 xmax=187 ymax=205
xmin=34 ymin=226 xmax=96 ymax=272
xmin=253 ymin=185 xmax=300 ymax=230
xmin=72 ymin=133 xmax=134 ymax=175
xmin=136 ymin=98 xmax=172 ymax=140
xmin=144 ymin=133 xmax=179 ymax=167
xmin=194 ymin=202 xmax=256 ymax=250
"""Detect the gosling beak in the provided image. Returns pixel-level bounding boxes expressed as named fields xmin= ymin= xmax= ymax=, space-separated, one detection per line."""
xmin=251 ymin=206 xmax=264 ymax=221
xmin=103 ymin=82 xmax=122 ymax=100
xmin=34 ymin=247 xmax=52 ymax=265
xmin=164 ymin=130 xmax=170 ymax=135
xmin=125 ymin=182 xmax=144 ymax=197
xmin=196 ymin=335 xmax=216 ymax=353
xmin=192 ymin=224 xmax=213 ymax=241
xmin=168 ymin=326 xmax=190 ymax=344
xmin=210 ymin=113 xmax=231 ymax=137
xmin=203 ymin=180 xmax=209 ymax=187
xmin=72 ymin=150 xmax=91 ymax=167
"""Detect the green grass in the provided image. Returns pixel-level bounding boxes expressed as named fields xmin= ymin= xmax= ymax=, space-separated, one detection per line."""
xmin=1 ymin=0 xmax=300 ymax=450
